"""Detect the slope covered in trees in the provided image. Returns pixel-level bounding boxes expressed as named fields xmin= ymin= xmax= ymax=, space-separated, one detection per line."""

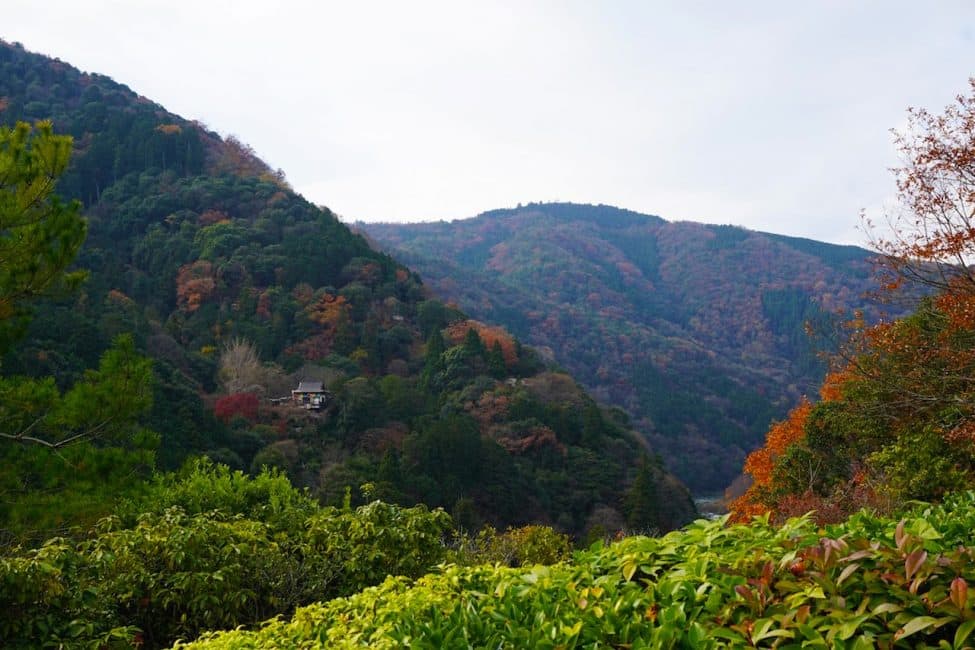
xmin=0 ymin=39 xmax=694 ymax=547
xmin=361 ymin=205 xmax=886 ymax=492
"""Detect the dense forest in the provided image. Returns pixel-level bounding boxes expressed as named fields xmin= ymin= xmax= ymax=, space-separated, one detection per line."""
xmin=362 ymin=205 xmax=888 ymax=493
xmin=0 ymin=39 xmax=695 ymax=551
xmin=3 ymin=36 xmax=975 ymax=649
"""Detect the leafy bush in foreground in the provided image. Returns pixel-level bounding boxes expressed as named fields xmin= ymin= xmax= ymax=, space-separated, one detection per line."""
xmin=184 ymin=493 xmax=975 ymax=649
xmin=0 ymin=463 xmax=453 ymax=649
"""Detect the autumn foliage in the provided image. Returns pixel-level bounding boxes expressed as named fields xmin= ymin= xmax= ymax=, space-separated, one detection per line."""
xmin=306 ymin=292 xmax=349 ymax=328
xmin=733 ymin=79 xmax=975 ymax=523
xmin=176 ymin=260 xmax=217 ymax=312
xmin=214 ymin=392 xmax=259 ymax=423
xmin=731 ymin=399 xmax=812 ymax=520
xmin=445 ymin=320 xmax=518 ymax=366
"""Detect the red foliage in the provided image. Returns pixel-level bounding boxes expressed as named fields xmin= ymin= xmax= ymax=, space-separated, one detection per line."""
xmin=214 ymin=392 xmax=259 ymax=423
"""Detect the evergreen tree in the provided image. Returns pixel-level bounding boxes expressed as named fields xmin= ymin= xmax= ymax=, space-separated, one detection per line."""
xmin=487 ymin=340 xmax=506 ymax=378
xmin=0 ymin=121 xmax=87 ymax=354
xmin=463 ymin=327 xmax=486 ymax=357
xmin=624 ymin=454 xmax=659 ymax=532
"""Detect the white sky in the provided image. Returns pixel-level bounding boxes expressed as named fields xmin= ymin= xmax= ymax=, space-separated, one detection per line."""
xmin=4 ymin=1 xmax=973 ymax=244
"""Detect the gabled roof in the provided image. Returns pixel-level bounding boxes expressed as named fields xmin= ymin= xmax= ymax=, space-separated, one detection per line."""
xmin=294 ymin=381 xmax=325 ymax=393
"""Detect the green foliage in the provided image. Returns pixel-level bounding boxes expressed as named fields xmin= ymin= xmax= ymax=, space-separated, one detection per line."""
xmin=1 ymin=469 xmax=454 ymax=649
xmin=0 ymin=537 xmax=136 ymax=648
xmin=451 ymin=524 xmax=573 ymax=567
xmin=186 ymin=493 xmax=975 ymax=648
xmin=116 ymin=457 xmax=319 ymax=534
xmin=624 ymin=454 xmax=659 ymax=533
xmin=0 ymin=335 xmax=157 ymax=546
xmin=0 ymin=120 xmax=87 ymax=354
xmin=305 ymin=500 xmax=453 ymax=596
xmin=92 ymin=509 xmax=285 ymax=647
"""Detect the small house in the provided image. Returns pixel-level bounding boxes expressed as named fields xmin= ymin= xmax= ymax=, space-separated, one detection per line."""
xmin=292 ymin=380 xmax=330 ymax=410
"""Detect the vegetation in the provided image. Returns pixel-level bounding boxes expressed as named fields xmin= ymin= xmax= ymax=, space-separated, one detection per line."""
xmin=184 ymin=493 xmax=975 ymax=649
xmin=733 ymin=80 xmax=975 ymax=522
xmin=3 ymin=36 xmax=973 ymax=650
xmin=0 ymin=39 xmax=694 ymax=547
xmin=0 ymin=461 xmax=454 ymax=649
xmin=362 ymin=203 xmax=886 ymax=493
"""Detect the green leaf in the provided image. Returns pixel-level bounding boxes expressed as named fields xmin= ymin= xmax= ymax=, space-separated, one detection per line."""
xmin=894 ymin=616 xmax=937 ymax=641
xmin=955 ymin=619 xmax=975 ymax=649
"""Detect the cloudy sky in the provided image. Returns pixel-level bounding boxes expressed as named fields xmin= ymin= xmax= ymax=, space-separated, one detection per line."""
xmin=4 ymin=1 xmax=973 ymax=244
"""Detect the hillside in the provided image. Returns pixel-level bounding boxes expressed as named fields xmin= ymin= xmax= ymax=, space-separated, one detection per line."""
xmin=0 ymin=40 xmax=695 ymax=543
xmin=361 ymin=204 xmax=885 ymax=493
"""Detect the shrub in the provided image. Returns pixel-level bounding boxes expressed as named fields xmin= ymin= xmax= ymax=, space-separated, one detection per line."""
xmin=185 ymin=492 xmax=975 ymax=648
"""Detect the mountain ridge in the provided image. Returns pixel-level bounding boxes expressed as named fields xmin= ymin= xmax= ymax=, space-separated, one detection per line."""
xmin=0 ymin=39 xmax=695 ymax=540
xmin=361 ymin=203 xmax=886 ymax=493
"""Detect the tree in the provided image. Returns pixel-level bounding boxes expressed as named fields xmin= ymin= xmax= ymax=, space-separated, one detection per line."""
xmin=732 ymin=81 xmax=975 ymax=522
xmin=0 ymin=334 xmax=153 ymax=449
xmin=868 ymin=78 xmax=975 ymax=301
xmin=624 ymin=454 xmax=659 ymax=532
xmin=218 ymin=337 xmax=264 ymax=394
xmin=0 ymin=121 xmax=87 ymax=354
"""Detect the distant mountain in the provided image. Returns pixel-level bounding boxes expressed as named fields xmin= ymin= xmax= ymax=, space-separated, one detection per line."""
xmin=361 ymin=203 xmax=886 ymax=493
xmin=0 ymin=41 xmax=694 ymax=538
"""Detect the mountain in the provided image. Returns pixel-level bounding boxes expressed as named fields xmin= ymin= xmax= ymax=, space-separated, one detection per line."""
xmin=0 ymin=40 xmax=695 ymax=540
xmin=360 ymin=203 xmax=887 ymax=493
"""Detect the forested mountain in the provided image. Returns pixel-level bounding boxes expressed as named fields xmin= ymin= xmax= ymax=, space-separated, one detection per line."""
xmin=0 ymin=40 xmax=695 ymax=547
xmin=361 ymin=205 xmax=886 ymax=492
xmin=3 ymin=36 xmax=974 ymax=650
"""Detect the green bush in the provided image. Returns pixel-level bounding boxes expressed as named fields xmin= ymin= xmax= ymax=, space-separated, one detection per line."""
xmin=184 ymin=492 xmax=975 ymax=649
xmin=115 ymin=457 xmax=319 ymax=535
xmin=2 ymin=466 xmax=453 ymax=649
xmin=451 ymin=524 xmax=573 ymax=567
xmin=305 ymin=500 xmax=454 ymax=597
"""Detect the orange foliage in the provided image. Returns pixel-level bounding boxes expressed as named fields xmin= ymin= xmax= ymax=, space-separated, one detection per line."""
xmin=285 ymin=333 xmax=334 ymax=361
xmin=306 ymin=293 xmax=348 ymax=328
xmin=868 ymin=79 xmax=975 ymax=300
xmin=730 ymin=399 xmax=812 ymax=520
xmin=444 ymin=320 xmax=519 ymax=366
xmin=155 ymin=123 xmax=182 ymax=135
xmin=818 ymin=368 xmax=853 ymax=402
xmin=176 ymin=261 xmax=217 ymax=312
xmin=464 ymin=390 xmax=512 ymax=429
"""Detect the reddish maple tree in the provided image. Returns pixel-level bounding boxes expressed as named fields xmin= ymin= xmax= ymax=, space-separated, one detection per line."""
xmin=214 ymin=392 xmax=259 ymax=423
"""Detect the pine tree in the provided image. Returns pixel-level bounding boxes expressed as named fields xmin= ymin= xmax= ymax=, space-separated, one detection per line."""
xmin=487 ymin=340 xmax=506 ymax=378
xmin=624 ymin=454 xmax=659 ymax=532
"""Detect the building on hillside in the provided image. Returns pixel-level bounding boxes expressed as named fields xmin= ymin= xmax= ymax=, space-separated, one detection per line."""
xmin=291 ymin=380 xmax=330 ymax=410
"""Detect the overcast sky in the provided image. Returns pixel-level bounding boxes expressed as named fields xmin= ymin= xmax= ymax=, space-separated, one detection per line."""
xmin=4 ymin=1 xmax=973 ymax=244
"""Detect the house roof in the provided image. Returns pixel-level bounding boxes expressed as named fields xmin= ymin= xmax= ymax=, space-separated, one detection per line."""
xmin=295 ymin=381 xmax=325 ymax=393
